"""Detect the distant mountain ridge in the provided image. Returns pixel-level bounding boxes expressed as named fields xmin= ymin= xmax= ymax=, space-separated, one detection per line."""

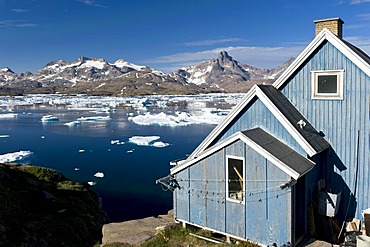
xmin=0 ymin=51 xmax=293 ymax=96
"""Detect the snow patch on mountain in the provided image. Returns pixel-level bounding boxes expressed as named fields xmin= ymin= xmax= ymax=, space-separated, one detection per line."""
xmin=112 ymin=59 xmax=145 ymax=71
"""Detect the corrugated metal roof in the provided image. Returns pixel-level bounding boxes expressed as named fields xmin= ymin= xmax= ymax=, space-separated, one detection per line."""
xmin=257 ymin=85 xmax=330 ymax=154
xmin=241 ymin=128 xmax=315 ymax=178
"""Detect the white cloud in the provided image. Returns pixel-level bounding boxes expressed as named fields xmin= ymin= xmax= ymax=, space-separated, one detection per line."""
xmin=79 ymin=0 xmax=106 ymax=7
xmin=0 ymin=20 xmax=36 ymax=28
xmin=356 ymin=13 xmax=370 ymax=20
xmin=144 ymin=45 xmax=304 ymax=73
xmin=350 ymin=0 xmax=370 ymax=4
xmin=182 ymin=38 xmax=245 ymax=47
xmin=11 ymin=9 xmax=29 ymax=13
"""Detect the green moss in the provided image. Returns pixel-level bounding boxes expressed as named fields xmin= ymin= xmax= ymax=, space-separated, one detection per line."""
xmin=57 ymin=180 xmax=86 ymax=191
xmin=24 ymin=166 xmax=65 ymax=182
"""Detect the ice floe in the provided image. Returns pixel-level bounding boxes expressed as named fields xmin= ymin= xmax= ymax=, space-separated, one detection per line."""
xmin=152 ymin=141 xmax=169 ymax=148
xmin=129 ymin=136 xmax=160 ymax=146
xmin=0 ymin=150 xmax=33 ymax=163
xmin=111 ymin=139 xmax=125 ymax=145
xmin=41 ymin=115 xmax=59 ymax=122
xmin=0 ymin=113 xmax=18 ymax=119
xmin=128 ymin=136 xmax=169 ymax=148
xmin=64 ymin=120 xmax=81 ymax=126
xmin=77 ymin=116 xmax=111 ymax=121
xmin=128 ymin=109 xmax=226 ymax=126
xmin=94 ymin=172 xmax=104 ymax=178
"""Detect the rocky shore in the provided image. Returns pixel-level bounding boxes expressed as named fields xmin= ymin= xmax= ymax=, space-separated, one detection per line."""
xmin=102 ymin=210 xmax=175 ymax=246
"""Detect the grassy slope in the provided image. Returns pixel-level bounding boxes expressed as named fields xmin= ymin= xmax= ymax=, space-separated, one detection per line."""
xmin=0 ymin=163 xmax=106 ymax=247
xmin=104 ymin=224 xmax=260 ymax=247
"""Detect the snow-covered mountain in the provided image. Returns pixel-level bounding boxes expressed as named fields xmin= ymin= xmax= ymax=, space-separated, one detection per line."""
xmin=171 ymin=50 xmax=293 ymax=92
xmin=0 ymin=52 xmax=293 ymax=96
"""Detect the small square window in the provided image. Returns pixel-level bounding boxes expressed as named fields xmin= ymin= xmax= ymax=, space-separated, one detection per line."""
xmin=312 ymin=70 xmax=344 ymax=100
xmin=226 ymin=156 xmax=244 ymax=202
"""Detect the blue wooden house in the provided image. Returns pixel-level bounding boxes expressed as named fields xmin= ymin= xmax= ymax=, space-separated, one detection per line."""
xmin=159 ymin=18 xmax=370 ymax=246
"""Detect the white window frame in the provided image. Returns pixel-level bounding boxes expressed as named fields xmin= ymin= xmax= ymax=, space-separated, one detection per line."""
xmin=226 ymin=155 xmax=245 ymax=204
xmin=311 ymin=70 xmax=344 ymax=100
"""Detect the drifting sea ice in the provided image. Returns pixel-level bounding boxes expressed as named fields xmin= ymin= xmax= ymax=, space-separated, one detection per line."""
xmin=111 ymin=140 xmax=125 ymax=145
xmin=0 ymin=150 xmax=33 ymax=163
xmin=64 ymin=120 xmax=81 ymax=127
xmin=128 ymin=136 xmax=169 ymax=148
xmin=128 ymin=109 xmax=227 ymax=126
xmin=0 ymin=113 xmax=18 ymax=119
xmin=152 ymin=141 xmax=169 ymax=148
xmin=77 ymin=116 xmax=111 ymax=121
xmin=128 ymin=136 xmax=160 ymax=146
xmin=94 ymin=172 xmax=104 ymax=178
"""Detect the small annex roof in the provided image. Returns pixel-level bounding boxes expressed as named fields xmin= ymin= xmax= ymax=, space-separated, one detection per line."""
xmin=188 ymin=84 xmax=329 ymax=160
xmin=171 ymin=127 xmax=315 ymax=180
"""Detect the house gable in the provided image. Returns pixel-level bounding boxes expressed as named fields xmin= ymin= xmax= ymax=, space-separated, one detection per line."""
xmin=187 ymin=28 xmax=369 ymax=164
xmin=186 ymin=84 xmax=328 ymax=162
xmin=276 ymin=31 xmax=370 ymax=216
xmin=274 ymin=28 xmax=370 ymax=89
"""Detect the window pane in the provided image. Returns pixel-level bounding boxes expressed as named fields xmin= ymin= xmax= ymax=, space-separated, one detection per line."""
xmin=228 ymin=158 xmax=243 ymax=201
xmin=317 ymin=75 xmax=337 ymax=93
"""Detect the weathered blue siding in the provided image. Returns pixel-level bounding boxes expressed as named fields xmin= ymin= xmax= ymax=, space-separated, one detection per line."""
xmin=174 ymin=139 xmax=293 ymax=245
xmin=216 ymin=98 xmax=306 ymax=157
xmin=280 ymin=41 xmax=370 ymax=219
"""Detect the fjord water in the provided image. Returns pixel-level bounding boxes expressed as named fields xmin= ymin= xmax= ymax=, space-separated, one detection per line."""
xmin=0 ymin=106 xmax=214 ymax=222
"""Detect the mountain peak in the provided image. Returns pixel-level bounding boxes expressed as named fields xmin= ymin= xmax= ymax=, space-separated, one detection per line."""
xmin=76 ymin=56 xmax=90 ymax=63
xmin=217 ymin=50 xmax=233 ymax=63
xmin=0 ymin=67 xmax=14 ymax=73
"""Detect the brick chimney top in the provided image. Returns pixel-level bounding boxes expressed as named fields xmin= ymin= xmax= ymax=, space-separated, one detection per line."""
xmin=314 ymin=18 xmax=344 ymax=38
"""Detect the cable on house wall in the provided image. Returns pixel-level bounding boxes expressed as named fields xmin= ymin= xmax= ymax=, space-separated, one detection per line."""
xmin=175 ymin=188 xmax=292 ymax=204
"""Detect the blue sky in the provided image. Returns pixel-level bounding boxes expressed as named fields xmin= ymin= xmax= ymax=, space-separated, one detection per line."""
xmin=1 ymin=0 xmax=370 ymax=73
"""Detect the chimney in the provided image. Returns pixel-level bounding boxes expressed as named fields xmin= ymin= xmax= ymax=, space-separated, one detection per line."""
xmin=314 ymin=17 xmax=344 ymax=38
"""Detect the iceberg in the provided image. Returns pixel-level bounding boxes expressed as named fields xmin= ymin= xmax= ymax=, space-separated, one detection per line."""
xmin=128 ymin=110 xmax=226 ymax=127
xmin=0 ymin=150 xmax=33 ymax=163
xmin=152 ymin=141 xmax=169 ymax=148
xmin=111 ymin=140 xmax=125 ymax=145
xmin=41 ymin=115 xmax=59 ymax=122
xmin=128 ymin=136 xmax=169 ymax=148
xmin=94 ymin=172 xmax=104 ymax=178
xmin=78 ymin=149 xmax=85 ymax=153
xmin=0 ymin=135 xmax=10 ymax=138
xmin=0 ymin=113 xmax=18 ymax=119
xmin=87 ymin=181 xmax=96 ymax=186
xmin=64 ymin=120 xmax=81 ymax=126
xmin=77 ymin=116 xmax=111 ymax=121
xmin=129 ymin=136 xmax=160 ymax=146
